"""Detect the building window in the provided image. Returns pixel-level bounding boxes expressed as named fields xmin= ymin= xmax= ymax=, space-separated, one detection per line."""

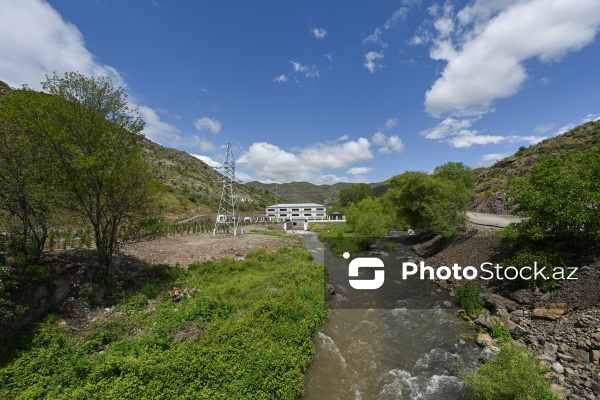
xmin=304 ymin=208 xmax=311 ymax=211
xmin=317 ymin=213 xmax=324 ymax=216
xmin=280 ymin=213 xmax=287 ymax=216
xmin=292 ymin=208 xmax=299 ymax=211
xmin=292 ymin=213 xmax=299 ymax=216
xmin=317 ymin=208 xmax=325 ymax=211
xmin=279 ymin=208 xmax=287 ymax=212
xmin=304 ymin=213 xmax=311 ymax=216
xmin=267 ymin=208 xmax=275 ymax=212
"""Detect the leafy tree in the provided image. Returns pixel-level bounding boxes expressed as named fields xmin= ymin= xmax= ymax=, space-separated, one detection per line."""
xmin=505 ymin=149 xmax=600 ymax=247
xmin=502 ymin=149 xmax=600 ymax=286
xmin=386 ymin=165 xmax=472 ymax=237
xmin=0 ymin=89 xmax=59 ymax=260
xmin=339 ymin=183 xmax=373 ymax=206
xmin=35 ymin=72 xmax=156 ymax=274
xmin=433 ymin=161 xmax=475 ymax=190
xmin=345 ymin=197 xmax=392 ymax=247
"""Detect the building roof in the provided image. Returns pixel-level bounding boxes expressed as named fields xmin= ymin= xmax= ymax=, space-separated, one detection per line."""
xmin=266 ymin=203 xmax=325 ymax=208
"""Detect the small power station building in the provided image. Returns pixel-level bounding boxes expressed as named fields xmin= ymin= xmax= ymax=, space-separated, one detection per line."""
xmin=265 ymin=203 xmax=327 ymax=223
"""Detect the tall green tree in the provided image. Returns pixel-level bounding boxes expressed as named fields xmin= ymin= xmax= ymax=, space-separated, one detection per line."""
xmin=339 ymin=183 xmax=374 ymax=206
xmin=387 ymin=162 xmax=474 ymax=237
xmin=0 ymin=89 xmax=59 ymax=261
xmin=505 ymin=149 xmax=600 ymax=248
xmin=36 ymin=72 xmax=155 ymax=274
xmin=345 ymin=197 xmax=392 ymax=247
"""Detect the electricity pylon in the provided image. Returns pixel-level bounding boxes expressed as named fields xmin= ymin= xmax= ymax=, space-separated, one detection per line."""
xmin=213 ymin=143 xmax=241 ymax=236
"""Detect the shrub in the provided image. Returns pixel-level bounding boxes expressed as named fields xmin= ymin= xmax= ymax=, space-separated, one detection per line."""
xmin=490 ymin=322 xmax=511 ymax=343
xmin=384 ymin=242 xmax=399 ymax=251
xmin=465 ymin=343 xmax=559 ymax=400
xmin=455 ymin=281 xmax=484 ymax=318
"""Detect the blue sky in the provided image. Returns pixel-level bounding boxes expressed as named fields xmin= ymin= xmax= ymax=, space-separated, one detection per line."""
xmin=1 ymin=0 xmax=600 ymax=184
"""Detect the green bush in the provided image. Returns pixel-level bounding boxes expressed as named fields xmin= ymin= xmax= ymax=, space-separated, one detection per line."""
xmin=490 ymin=322 xmax=511 ymax=343
xmin=384 ymin=242 xmax=399 ymax=251
xmin=455 ymin=281 xmax=484 ymax=318
xmin=465 ymin=343 xmax=559 ymax=400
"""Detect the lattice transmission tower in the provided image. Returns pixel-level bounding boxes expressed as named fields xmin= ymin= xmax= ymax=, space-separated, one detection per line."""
xmin=213 ymin=143 xmax=241 ymax=236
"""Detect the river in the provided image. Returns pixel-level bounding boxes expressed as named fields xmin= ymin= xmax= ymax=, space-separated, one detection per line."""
xmin=295 ymin=230 xmax=479 ymax=400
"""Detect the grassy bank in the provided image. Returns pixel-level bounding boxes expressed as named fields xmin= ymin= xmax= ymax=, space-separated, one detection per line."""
xmin=0 ymin=242 xmax=327 ymax=399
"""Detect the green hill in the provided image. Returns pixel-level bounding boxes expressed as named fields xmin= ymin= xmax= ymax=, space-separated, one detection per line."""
xmin=472 ymin=120 xmax=600 ymax=213
xmin=245 ymin=181 xmax=355 ymax=206
xmin=0 ymin=80 xmax=275 ymax=218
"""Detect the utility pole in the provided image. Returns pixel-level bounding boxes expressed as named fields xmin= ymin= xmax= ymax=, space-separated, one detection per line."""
xmin=213 ymin=143 xmax=241 ymax=236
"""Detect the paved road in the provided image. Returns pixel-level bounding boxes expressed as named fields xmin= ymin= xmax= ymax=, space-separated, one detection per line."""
xmin=467 ymin=211 xmax=525 ymax=228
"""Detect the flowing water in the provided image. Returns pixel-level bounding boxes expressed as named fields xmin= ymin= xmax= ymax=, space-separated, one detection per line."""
xmin=296 ymin=231 xmax=480 ymax=400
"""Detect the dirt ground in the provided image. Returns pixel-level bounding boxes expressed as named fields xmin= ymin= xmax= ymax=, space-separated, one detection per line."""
xmin=121 ymin=224 xmax=287 ymax=268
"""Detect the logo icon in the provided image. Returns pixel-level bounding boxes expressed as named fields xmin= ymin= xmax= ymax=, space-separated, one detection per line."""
xmin=348 ymin=257 xmax=385 ymax=290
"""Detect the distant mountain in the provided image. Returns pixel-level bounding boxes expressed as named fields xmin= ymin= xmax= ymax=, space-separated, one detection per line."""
xmin=245 ymin=181 xmax=356 ymax=206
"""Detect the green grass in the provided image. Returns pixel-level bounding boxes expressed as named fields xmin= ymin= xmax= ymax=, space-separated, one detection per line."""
xmin=0 ymin=245 xmax=327 ymax=399
xmin=314 ymin=223 xmax=364 ymax=256
xmin=465 ymin=343 xmax=558 ymax=400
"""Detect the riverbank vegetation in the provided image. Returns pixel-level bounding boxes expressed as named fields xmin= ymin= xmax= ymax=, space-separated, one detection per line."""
xmin=502 ymin=147 xmax=600 ymax=288
xmin=0 ymin=242 xmax=327 ymax=399
xmin=465 ymin=343 xmax=559 ymax=400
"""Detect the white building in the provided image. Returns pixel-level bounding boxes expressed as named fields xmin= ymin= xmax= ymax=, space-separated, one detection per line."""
xmin=265 ymin=203 xmax=327 ymax=223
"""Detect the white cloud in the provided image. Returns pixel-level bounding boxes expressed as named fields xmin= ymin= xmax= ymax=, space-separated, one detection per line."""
xmin=194 ymin=117 xmax=221 ymax=134
xmin=387 ymin=135 xmax=405 ymax=152
xmin=533 ymin=123 xmax=555 ymax=134
xmin=324 ymin=53 xmax=334 ymax=62
xmin=364 ymin=51 xmax=384 ymax=73
xmin=238 ymin=138 xmax=373 ymax=183
xmin=191 ymin=154 xmax=221 ymax=168
xmin=482 ymin=153 xmax=507 ymax=162
xmin=137 ymin=105 xmax=181 ymax=145
xmin=289 ymin=60 xmax=320 ymax=79
xmin=449 ymin=134 xmax=506 ymax=148
xmin=364 ymin=28 xmax=382 ymax=45
xmin=190 ymin=136 xmax=217 ymax=152
xmin=377 ymin=135 xmax=405 ymax=154
xmin=0 ymin=0 xmax=182 ymax=147
xmin=476 ymin=152 xmax=508 ymax=167
xmin=420 ymin=117 xmax=476 ymax=139
xmin=347 ymin=167 xmax=373 ymax=176
xmin=273 ymin=74 xmax=288 ymax=83
xmin=310 ymin=27 xmax=327 ymax=39
xmin=383 ymin=118 xmax=398 ymax=130
xmin=372 ymin=132 xmax=387 ymax=146
xmin=384 ymin=7 xmax=409 ymax=29
xmin=424 ymin=0 xmax=600 ymax=116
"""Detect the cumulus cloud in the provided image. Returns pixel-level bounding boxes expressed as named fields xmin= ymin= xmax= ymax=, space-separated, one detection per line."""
xmin=372 ymin=132 xmax=387 ymax=146
xmin=347 ymin=167 xmax=373 ymax=176
xmin=0 ymin=0 xmax=182 ymax=147
xmin=191 ymin=154 xmax=221 ymax=168
xmin=194 ymin=117 xmax=221 ymax=134
xmin=273 ymin=74 xmax=288 ymax=83
xmin=423 ymin=0 xmax=600 ymax=116
xmin=237 ymin=138 xmax=373 ymax=183
xmin=310 ymin=27 xmax=327 ymax=39
xmin=364 ymin=51 xmax=384 ymax=73
xmin=476 ymin=153 xmax=508 ymax=167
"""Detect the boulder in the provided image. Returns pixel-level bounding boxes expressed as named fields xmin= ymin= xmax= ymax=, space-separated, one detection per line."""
xmin=483 ymin=293 xmax=518 ymax=312
xmin=532 ymin=304 xmax=566 ymax=321
xmin=474 ymin=313 xmax=501 ymax=331
xmin=478 ymin=346 xmax=501 ymax=363
xmin=476 ymin=333 xmax=494 ymax=347
xmin=510 ymin=289 xmax=534 ymax=304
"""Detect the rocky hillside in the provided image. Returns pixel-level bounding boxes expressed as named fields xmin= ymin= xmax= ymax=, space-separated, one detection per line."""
xmin=140 ymin=139 xmax=275 ymax=215
xmin=0 ymin=80 xmax=274 ymax=217
xmin=472 ymin=120 xmax=600 ymax=214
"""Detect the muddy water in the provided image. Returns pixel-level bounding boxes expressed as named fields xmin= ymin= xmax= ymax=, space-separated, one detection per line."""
xmin=296 ymin=231 xmax=479 ymax=400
